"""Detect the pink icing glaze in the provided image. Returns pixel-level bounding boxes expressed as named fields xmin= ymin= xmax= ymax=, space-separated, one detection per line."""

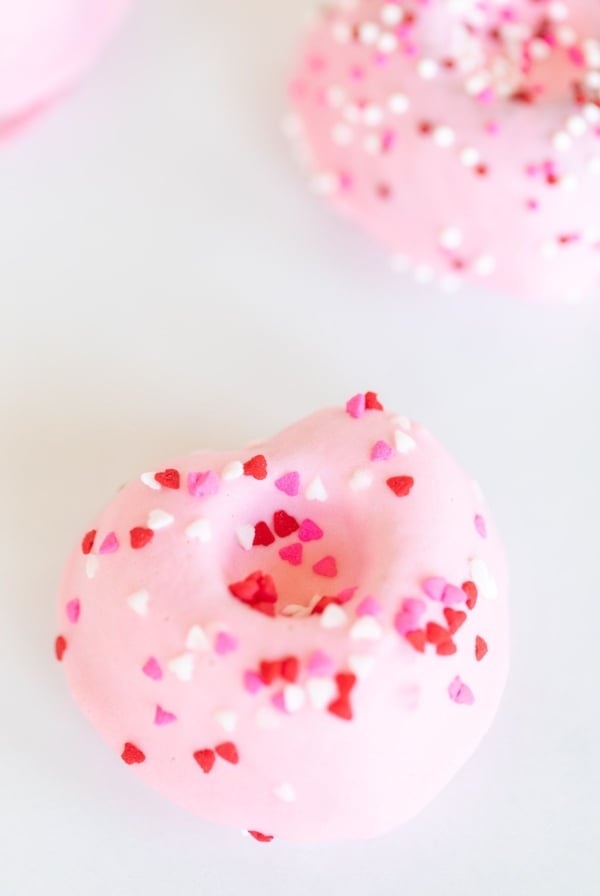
xmin=287 ymin=1 xmax=600 ymax=303
xmin=56 ymin=395 xmax=509 ymax=842
xmin=0 ymin=0 xmax=132 ymax=133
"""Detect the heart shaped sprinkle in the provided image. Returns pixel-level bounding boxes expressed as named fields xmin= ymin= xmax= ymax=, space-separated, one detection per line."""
xmin=436 ymin=639 xmax=457 ymax=656
xmin=187 ymin=470 xmax=219 ymax=498
xmin=312 ymin=555 xmax=338 ymax=577
xmin=222 ymin=461 xmax=243 ymax=480
xmin=443 ymin=608 xmax=467 ymax=634
xmin=121 ymin=742 xmax=145 ymax=764
xmin=54 ymin=635 xmax=67 ymax=661
xmin=154 ymin=469 xmax=180 ymax=490
xmin=305 ymin=476 xmax=328 ymax=502
xmin=215 ymin=741 xmax=239 ymax=764
xmin=422 ymin=577 xmax=446 ymax=601
xmin=154 ymin=706 xmax=177 ymax=726
xmin=346 ymin=393 xmax=366 ymax=419
xmin=66 ymin=598 xmax=80 ymax=624
xmin=273 ymin=510 xmax=300 ymax=538
xmin=425 ymin=622 xmax=450 ymax=645
xmin=127 ymin=589 xmax=149 ymax=617
xmin=355 ymin=595 xmax=382 ymax=616
xmin=275 ymin=471 xmax=300 ymax=496
xmin=370 ymin=440 xmax=393 ymax=461
xmin=147 ymin=509 xmax=174 ymax=530
xmin=394 ymin=430 xmax=417 ymax=455
xmin=474 ymin=514 xmax=487 ymax=538
xmin=81 ymin=529 xmax=96 ymax=555
xmin=253 ymin=521 xmax=276 ymax=547
xmin=442 ymin=584 xmax=465 ymax=606
xmin=386 ymin=476 xmax=414 ymax=497
xmin=142 ymin=657 xmax=162 ymax=680
xmin=475 ymin=636 xmax=488 ymax=661
xmin=185 ymin=518 xmax=212 ymax=541
xmin=405 ymin=630 xmax=427 ymax=653
xmin=298 ymin=518 xmax=323 ymax=542
xmin=235 ymin=524 xmax=255 ymax=551
xmin=214 ymin=631 xmax=238 ymax=656
xmin=243 ymin=455 xmax=267 ymax=480
xmin=448 ymin=676 xmax=475 ymax=706
xmin=185 ymin=625 xmax=210 ymax=651
xmin=99 ymin=531 xmax=119 ymax=554
xmin=193 ymin=749 xmax=215 ymax=774
xmin=278 ymin=543 xmax=303 ymax=565
xmin=130 ymin=527 xmax=154 ymax=549
xmin=462 ymin=581 xmax=479 ymax=609
xmin=364 ymin=392 xmax=383 ymax=411
xmin=248 ymin=831 xmax=273 ymax=843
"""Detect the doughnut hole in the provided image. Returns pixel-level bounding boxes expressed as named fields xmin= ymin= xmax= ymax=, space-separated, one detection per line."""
xmin=226 ymin=501 xmax=367 ymax=617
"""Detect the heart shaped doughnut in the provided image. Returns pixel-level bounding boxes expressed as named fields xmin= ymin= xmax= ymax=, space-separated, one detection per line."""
xmin=0 ymin=0 xmax=132 ymax=136
xmin=287 ymin=0 xmax=600 ymax=303
xmin=56 ymin=395 xmax=509 ymax=842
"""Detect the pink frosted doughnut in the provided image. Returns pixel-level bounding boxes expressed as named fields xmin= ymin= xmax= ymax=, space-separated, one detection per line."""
xmin=0 ymin=0 xmax=132 ymax=136
xmin=56 ymin=395 xmax=509 ymax=842
xmin=287 ymin=1 xmax=600 ymax=303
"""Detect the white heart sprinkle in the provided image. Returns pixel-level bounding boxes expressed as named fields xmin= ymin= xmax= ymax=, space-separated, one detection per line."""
xmin=350 ymin=616 xmax=383 ymax=641
xmin=185 ymin=518 xmax=212 ymax=542
xmin=140 ymin=472 xmax=161 ymax=490
xmin=222 ymin=460 xmax=243 ymax=480
xmin=349 ymin=469 xmax=374 ymax=491
xmin=391 ymin=415 xmax=412 ymax=431
xmin=306 ymin=476 xmax=328 ymax=502
xmin=348 ymin=654 xmax=375 ymax=680
xmin=320 ymin=603 xmax=348 ymax=629
xmin=255 ymin=707 xmax=281 ymax=730
xmin=85 ymin=555 xmax=99 ymax=579
xmin=185 ymin=624 xmax=210 ymax=651
xmin=147 ymin=508 xmax=174 ymax=530
xmin=168 ymin=652 xmax=195 ymax=682
xmin=470 ymin=557 xmax=498 ymax=601
xmin=274 ymin=783 xmax=296 ymax=803
xmin=236 ymin=524 xmax=255 ymax=551
xmin=284 ymin=684 xmax=306 ymax=713
xmin=280 ymin=603 xmax=312 ymax=618
xmin=394 ymin=429 xmax=416 ymax=454
xmin=306 ymin=677 xmax=337 ymax=710
xmin=127 ymin=589 xmax=149 ymax=617
xmin=214 ymin=709 xmax=238 ymax=733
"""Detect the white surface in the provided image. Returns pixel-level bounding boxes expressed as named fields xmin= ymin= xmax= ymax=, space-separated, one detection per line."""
xmin=1 ymin=1 xmax=599 ymax=893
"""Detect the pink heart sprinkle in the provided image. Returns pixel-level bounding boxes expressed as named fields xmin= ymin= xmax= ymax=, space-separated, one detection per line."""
xmin=215 ymin=631 xmax=238 ymax=656
xmin=371 ymin=440 xmax=393 ymax=461
xmin=154 ymin=705 xmax=177 ymax=726
xmin=99 ymin=532 xmax=119 ymax=554
xmin=275 ymin=471 xmax=300 ymax=496
xmin=313 ymin=556 xmax=338 ymax=578
xmin=448 ymin=676 xmax=475 ymax=705
xmin=422 ymin=577 xmax=446 ymax=601
xmin=441 ymin=584 xmax=465 ymax=606
xmin=474 ymin=514 xmax=487 ymax=538
xmin=346 ymin=393 xmax=366 ymax=419
xmin=306 ymin=649 xmax=335 ymax=676
xmin=279 ymin=543 xmax=303 ymax=566
xmin=298 ymin=518 xmax=323 ymax=542
xmin=243 ymin=670 xmax=263 ymax=694
xmin=394 ymin=611 xmax=416 ymax=636
xmin=337 ymin=586 xmax=357 ymax=604
xmin=66 ymin=598 xmax=80 ymax=624
xmin=271 ymin=691 xmax=287 ymax=713
xmin=142 ymin=657 xmax=163 ymax=681
xmin=187 ymin=470 xmax=219 ymax=498
xmin=356 ymin=595 xmax=382 ymax=616
xmin=402 ymin=597 xmax=426 ymax=618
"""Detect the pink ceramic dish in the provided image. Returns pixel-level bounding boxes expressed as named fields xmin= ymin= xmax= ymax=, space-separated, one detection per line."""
xmin=56 ymin=394 xmax=509 ymax=842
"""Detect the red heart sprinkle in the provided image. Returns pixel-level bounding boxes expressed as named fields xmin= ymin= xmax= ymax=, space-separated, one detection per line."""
xmin=81 ymin=529 xmax=96 ymax=555
xmin=55 ymin=635 xmax=67 ymax=661
xmin=335 ymin=671 xmax=357 ymax=697
xmin=475 ymin=636 xmax=488 ymax=661
xmin=273 ymin=510 xmax=300 ymax=538
xmin=327 ymin=696 xmax=353 ymax=720
xmin=154 ymin=468 xmax=180 ymax=489
xmin=121 ymin=742 xmax=145 ymax=765
xmin=253 ymin=521 xmax=275 ymax=547
xmin=259 ymin=659 xmax=282 ymax=685
xmin=281 ymin=656 xmax=300 ymax=683
xmin=444 ymin=608 xmax=467 ymax=634
xmin=405 ymin=630 xmax=426 ymax=653
xmin=215 ymin=741 xmax=239 ymax=764
xmin=243 ymin=455 xmax=267 ymax=480
xmin=130 ymin=527 xmax=154 ymax=549
xmin=248 ymin=831 xmax=274 ymax=842
xmin=426 ymin=622 xmax=449 ymax=645
xmin=436 ymin=639 xmax=457 ymax=656
xmin=364 ymin=391 xmax=384 ymax=410
xmin=193 ymin=748 xmax=216 ymax=774
xmin=386 ymin=476 xmax=414 ymax=497
xmin=310 ymin=596 xmax=340 ymax=615
xmin=462 ymin=580 xmax=478 ymax=609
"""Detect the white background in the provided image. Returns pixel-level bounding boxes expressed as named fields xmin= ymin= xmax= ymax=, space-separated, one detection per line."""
xmin=1 ymin=1 xmax=599 ymax=893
